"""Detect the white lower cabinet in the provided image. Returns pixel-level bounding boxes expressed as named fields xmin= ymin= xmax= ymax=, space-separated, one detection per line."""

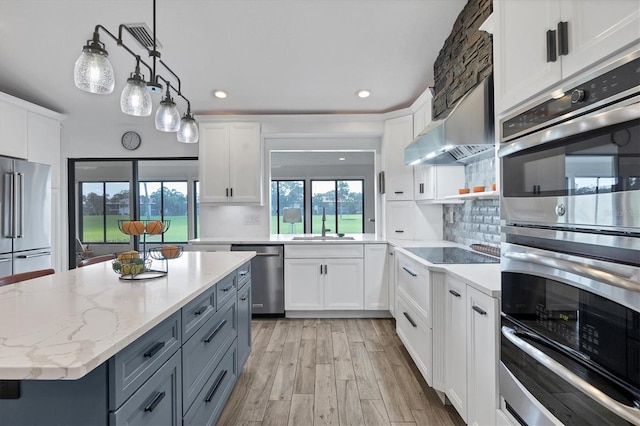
xmin=445 ymin=275 xmax=499 ymax=426
xmin=284 ymin=244 xmax=364 ymax=311
xmin=364 ymin=244 xmax=388 ymax=310
xmin=387 ymin=246 xmax=396 ymax=317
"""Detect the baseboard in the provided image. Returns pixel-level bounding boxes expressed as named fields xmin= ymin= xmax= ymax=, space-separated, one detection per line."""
xmin=285 ymin=310 xmax=392 ymax=318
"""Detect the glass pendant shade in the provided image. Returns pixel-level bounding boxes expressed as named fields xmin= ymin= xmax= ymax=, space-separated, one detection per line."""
xmin=120 ymin=73 xmax=152 ymax=116
xmin=177 ymin=114 xmax=199 ymax=143
xmin=155 ymin=98 xmax=181 ymax=132
xmin=74 ymin=47 xmax=114 ymax=94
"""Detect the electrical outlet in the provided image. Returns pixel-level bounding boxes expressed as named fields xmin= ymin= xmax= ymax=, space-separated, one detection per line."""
xmin=243 ymin=215 xmax=260 ymax=225
xmin=446 ymin=209 xmax=455 ymax=224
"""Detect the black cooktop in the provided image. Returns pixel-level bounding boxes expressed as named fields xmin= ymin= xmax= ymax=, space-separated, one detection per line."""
xmin=405 ymin=247 xmax=499 ymax=264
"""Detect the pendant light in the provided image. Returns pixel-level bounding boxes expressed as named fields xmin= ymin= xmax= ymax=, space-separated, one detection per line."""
xmin=120 ymin=59 xmax=152 ymax=116
xmin=155 ymin=87 xmax=181 ymax=132
xmin=73 ymin=31 xmax=115 ymax=94
xmin=177 ymin=105 xmax=199 ymax=143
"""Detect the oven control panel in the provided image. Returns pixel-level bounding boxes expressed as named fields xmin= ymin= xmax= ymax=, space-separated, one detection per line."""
xmin=502 ymin=56 xmax=639 ymax=140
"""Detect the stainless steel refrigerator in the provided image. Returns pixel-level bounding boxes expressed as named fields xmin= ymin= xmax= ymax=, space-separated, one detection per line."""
xmin=0 ymin=156 xmax=52 ymax=277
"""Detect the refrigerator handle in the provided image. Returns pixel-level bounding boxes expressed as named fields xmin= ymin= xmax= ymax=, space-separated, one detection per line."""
xmin=18 ymin=172 xmax=25 ymax=238
xmin=8 ymin=172 xmax=18 ymax=238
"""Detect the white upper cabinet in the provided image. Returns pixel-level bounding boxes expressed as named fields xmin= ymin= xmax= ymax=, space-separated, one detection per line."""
xmin=494 ymin=0 xmax=640 ymax=114
xmin=414 ymin=165 xmax=465 ymax=202
xmin=382 ymin=115 xmax=414 ymax=201
xmin=0 ymin=98 xmax=28 ymax=159
xmin=27 ymin=112 xmax=61 ymax=188
xmin=199 ymin=122 xmax=262 ymax=204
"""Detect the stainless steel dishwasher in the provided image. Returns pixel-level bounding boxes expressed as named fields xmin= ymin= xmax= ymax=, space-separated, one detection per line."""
xmin=230 ymin=244 xmax=284 ymax=315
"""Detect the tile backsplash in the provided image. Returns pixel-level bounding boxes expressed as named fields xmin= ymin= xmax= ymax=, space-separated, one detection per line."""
xmin=443 ymin=156 xmax=500 ymax=247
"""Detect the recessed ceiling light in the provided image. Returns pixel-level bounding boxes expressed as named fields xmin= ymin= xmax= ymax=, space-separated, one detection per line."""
xmin=338 ymin=157 xmax=346 ymax=161
xmin=357 ymin=90 xmax=370 ymax=98
xmin=213 ymin=90 xmax=227 ymax=99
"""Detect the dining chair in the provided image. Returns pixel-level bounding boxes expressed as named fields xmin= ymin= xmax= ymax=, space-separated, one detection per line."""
xmin=77 ymin=254 xmax=115 ymax=268
xmin=0 ymin=268 xmax=55 ymax=287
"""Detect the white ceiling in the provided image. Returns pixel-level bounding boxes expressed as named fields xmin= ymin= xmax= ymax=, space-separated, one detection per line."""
xmin=0 ymin=0 xmax=466 ymax=128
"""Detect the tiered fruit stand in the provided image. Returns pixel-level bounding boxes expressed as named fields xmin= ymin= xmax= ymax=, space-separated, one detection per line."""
xmin=113 ymin=220 xmax=183 ymax=280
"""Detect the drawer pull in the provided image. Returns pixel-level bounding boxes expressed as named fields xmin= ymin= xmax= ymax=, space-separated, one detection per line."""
xmin=143 ymin=341 xmax=165 ymax=358
xmin=403 ymin=312 xmax=417 ymax=328
xmin=204 ymin=319 xmax=227 ymax=343
xmin=194 ymin=306 xmax=208 ymax=316
xmin=144 ymin=391 xmax=166 ymax=412
xmin=221 ymin=284 xmax=234 ymax=292
xmin=205 ymin=370 xmax=228 ymax=403
xmin=472 ymin=305 xmax=487 ymax=316
xmin=449 ymin=289 xmax=461 ymax=298
xmin=240 ymin=293 xmax=248 ymax=301
xmin=395 ymin=230 xmax=405 ymax=233
xmin=402 ymin=266 xmax=417 ymax=277
xmin=394 ymin=191 xmax=404 ymax=194
xmin=239 ymin=270 xmax=249 ymax=276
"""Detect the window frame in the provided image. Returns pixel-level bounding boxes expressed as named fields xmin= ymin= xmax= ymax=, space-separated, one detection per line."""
xmin=271 ymin=179 xmax=307 ymax=234
xmin=78 ymin=180 xmax=131 ymax=244
xmin=310 ymin=178 xmax=365 ymax=234
xmin=139 ymin=180 xmax=190 ymax=244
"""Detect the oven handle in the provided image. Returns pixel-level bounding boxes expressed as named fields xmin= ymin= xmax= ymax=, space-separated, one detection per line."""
xmin=503 ymin=251 xmax=638 ymax=293
xmin=502 ymin=326 xmax=640 ymax=426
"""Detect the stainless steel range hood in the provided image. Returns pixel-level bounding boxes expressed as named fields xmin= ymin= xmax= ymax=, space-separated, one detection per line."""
xmin=405 ymin=76 xmax=494 ymax=165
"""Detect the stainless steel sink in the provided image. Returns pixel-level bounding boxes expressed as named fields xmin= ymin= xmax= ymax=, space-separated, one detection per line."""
xmin=292 ymin=236 xmax=356 ymax=240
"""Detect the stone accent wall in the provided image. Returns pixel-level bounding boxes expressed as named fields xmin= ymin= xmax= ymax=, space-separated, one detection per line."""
xmin=433 ymin=0 xmax=493 ymax=119
xmin=443 ymin=156 xmax=500 ymax=247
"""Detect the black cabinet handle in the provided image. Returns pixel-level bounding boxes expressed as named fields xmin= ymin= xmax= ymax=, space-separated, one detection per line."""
xmin=394 ymin=191 xmax=404 ymax=194
xmin=449 ymin=289 xmax=461 ymax=298
xmin=239 ymin=270 xmax=249 ymax=276
xmin=144 ymin=391 xmax=165 ymax=412
xmin=472 ymin=305 xmax=487 ymax=316
xmin=395 ymin=230 xmax=404 ymax=233
xmin=194 ymin=306 xmax=208 ymax=316
xmin=204 ymin=319 xmax=227 ymax=343
xmin=240 ymin=292 xmax=248 ymax=301
xmin=222 ymin=284 xmax=234 ymax=292
xmin=205 ymin=370 xmax=228 ymax=403
xmin=225 ymin=188 xmax=229 ymax=197
xmin=389 ymin=252 xmax=394 ymax=256
xmin=230 ymin=188 xmax=233 ymax=197
xmin=546 ymin=29 xmax=557 ymax=62
xmin=143 ymin=341 xmax=165 ymax=358
xmin=324 ymin=264 xmax=328 ymax=274
xmin=320 ymin=264 xmax=323 ymax=275
xmin=402 ymin=266 xmax=417 ymax=277
xmin=558 ymin=21 xmax=569 ymax=56
xmin=403 ymin=312 xmax=417 ymax=328
xmin=419 ymin=183 xmax=424 ymax=194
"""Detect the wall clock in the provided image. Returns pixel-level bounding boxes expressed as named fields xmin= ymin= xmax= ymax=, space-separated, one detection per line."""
xmin=121 ymin=131 xmax=141 ymax=150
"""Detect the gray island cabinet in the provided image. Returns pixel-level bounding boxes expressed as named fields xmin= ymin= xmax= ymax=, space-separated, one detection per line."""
xmin=0 ymin=252 xmax=253 ymax=426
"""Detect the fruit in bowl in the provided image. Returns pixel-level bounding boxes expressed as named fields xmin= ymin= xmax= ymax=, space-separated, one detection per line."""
xmin=161 ymin=245 xmax=181 ymax=259
xmin=121 ymin=221 xmax=145 ymax=235
xmin=112 ymin=257 xmax=149 ymax=276
xmin=146 ymin=220 xmax=164 ymax=235
xmin=117 ymin=250 xmax=139 ymax=263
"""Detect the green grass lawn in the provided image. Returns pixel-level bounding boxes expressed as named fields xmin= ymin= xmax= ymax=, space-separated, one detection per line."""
xmin=271 ymin=214 xmax=363 ymax=234
xmin=82 ymin=215 xmax=189 ymax=243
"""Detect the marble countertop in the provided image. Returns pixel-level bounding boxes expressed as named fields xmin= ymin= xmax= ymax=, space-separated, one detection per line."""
xmin=387 ymin=239 xmax=501 ymax=298
xmin=0 ymin=251 xmax=254 ymax=380
xmin=190 ymin=233 xmax=388 ymax=245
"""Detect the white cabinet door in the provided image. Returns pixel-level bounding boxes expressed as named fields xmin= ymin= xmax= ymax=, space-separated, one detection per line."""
xmin=445 ymin=276 xmax=468 ymax=423
xmin=414 ymin=165 xmax=465 ymax=201
xmin=385 ymin=201 xmax=414 ymax=240
xmin=413 ymin=98 xmax=432 ymax=138
xmin=0 ymin=99 xmax=28 ymax=159
xmin=383 ymin=115 xmax=414 ymax=201
xmin=199 ymin=123 xmax=230 ymax=203
xmin=284 ymin=258 xmax=324 ymax=310
xmin=27 ymin=112 xmax=61 ymax=188
xmin=228 ymin=122 xmax=262 ymax=203
xmin=494 ymin=0 xmax=562 ymax=113
xmin=396 ymin=294 xmax=433 ymax=386
xmin=467 ymin=286 xmax=498 ymax=426
xmin=364 ymin=244 xmax=388 ymax=310
xmin=388 ymin=246 xmax=396 ymax=317
xmin=324 ymin=258 xmax=364 ymax=310
xmin=199 ymin=122 xmax=262 ymax=204
xmin=561 ymin=0 xmax=640 ymax=79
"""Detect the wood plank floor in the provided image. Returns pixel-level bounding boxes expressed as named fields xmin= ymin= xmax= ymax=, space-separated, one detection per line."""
xmin=218 ymin=318 xmax=465 ymax=426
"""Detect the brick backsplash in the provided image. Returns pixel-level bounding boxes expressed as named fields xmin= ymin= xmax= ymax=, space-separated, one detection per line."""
xmin=443 ymin=156 xmax=500 ymax=248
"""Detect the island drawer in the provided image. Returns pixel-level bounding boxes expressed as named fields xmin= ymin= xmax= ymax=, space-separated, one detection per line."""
xmin=109 ymin=312 xmax=181 ymax=411
xmin=184 ymin=342 xmax=237 ymax=426
xmin=396 ymin=294 xmax=433 ymax=386
xmin=396 ymin=252 xmax=432 ymax=327
xmin=110 ymin=349 xmax=182 ymax=426
xmin=216 ymin=271 xmax=237 ymax=309
xmin=182 ymin=297 xmax=237 ymax=414
xmin=237 ymin=260 xmax=251 ymax=288
xmin=182 ymin=286 xmax=216 ymax=342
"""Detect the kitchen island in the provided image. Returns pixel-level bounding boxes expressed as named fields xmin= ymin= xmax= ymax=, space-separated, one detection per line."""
xmin=0 ymin=251 xmax=254 ymax=425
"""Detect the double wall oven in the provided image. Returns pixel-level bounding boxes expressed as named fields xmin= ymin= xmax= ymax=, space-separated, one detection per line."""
xmin=498 ymin=49 xmax=640 ymax=425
